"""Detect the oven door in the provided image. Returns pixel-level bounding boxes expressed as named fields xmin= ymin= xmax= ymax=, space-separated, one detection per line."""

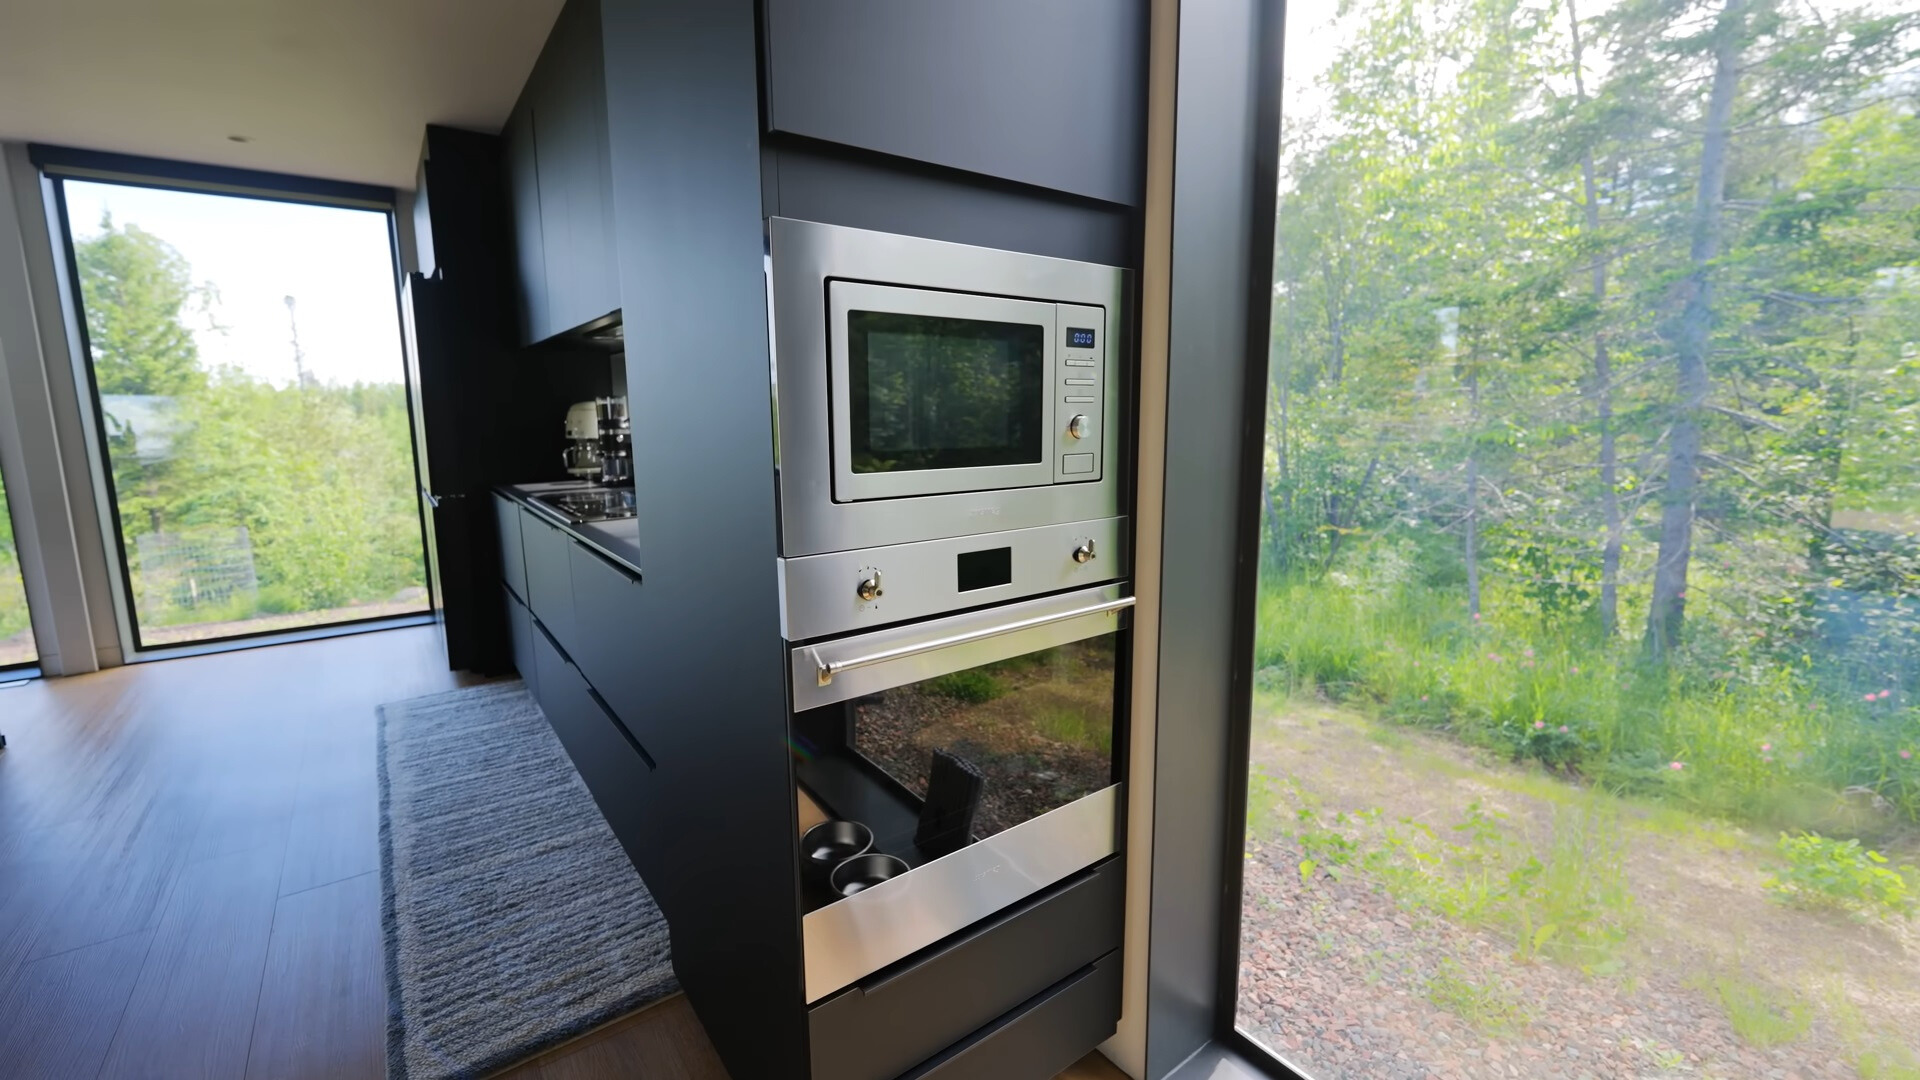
xmin=829 ymin=281 xmax=1058 ymax=503
xmin=790 ymin=583 xmax=1131 ymax=1002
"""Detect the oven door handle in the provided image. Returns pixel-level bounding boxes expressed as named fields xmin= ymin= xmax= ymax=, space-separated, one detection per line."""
xmin=812 ymin=595 xmax=1135 ymax=686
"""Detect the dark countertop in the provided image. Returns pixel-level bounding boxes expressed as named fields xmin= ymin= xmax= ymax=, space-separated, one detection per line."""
xmin=497 ymin=481 xmax=643 ymax=577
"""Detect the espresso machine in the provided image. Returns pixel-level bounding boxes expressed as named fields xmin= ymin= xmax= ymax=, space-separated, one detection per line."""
xmin=595 ymin=398 xmax=631 ymax=485
xmin=562 ymin=400 xmax=602 ymax=479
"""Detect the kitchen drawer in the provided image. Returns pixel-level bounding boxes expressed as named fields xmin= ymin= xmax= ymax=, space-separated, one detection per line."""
xmin=504 ymin=586 xmax=538 ymax=696
xmin=567 ymin=539 xmax=643 ymax=719
xmin=910 ymin=950 xmax=1120 ymax=1080
xmin=495 ymin=495 xmax=528 ymax=602
xmin=521 ymin=509 xmax=578 ymax=656
xmin=809 ymin=857 xmax=1122 ymax=1080
xmin=528 ymin=621 xmax=661 ymax=880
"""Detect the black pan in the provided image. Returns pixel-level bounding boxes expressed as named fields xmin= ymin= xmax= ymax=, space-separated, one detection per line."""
xmin=801 ymin=820 xmax=873 ymax=888
xmin=830 ymin=852 xmax=910 ymax=897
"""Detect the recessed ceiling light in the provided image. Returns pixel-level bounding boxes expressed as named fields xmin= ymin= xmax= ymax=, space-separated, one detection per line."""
xmin=227 ymin=135 xmax=252 ymax=143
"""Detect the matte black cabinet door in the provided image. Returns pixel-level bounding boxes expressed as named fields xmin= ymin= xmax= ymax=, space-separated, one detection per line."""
xmin=538 ymin=0 xmax=618 ymax=334
xmin=494 ymin=495 xmax=528 ymax=602
xmin=567 ymin=541 xmax=645 ymax=727
xmin=504 ymin=586 xmax=539 ymax=695
xmin=763 ymin=0 xmax=1149 ymax=207
xmin=504 ymin=100 xmax=549 ymax=345
xmin=520 ymin=510 xmax=578 ymax=657
xmin=528 ymin=623 xmax=663 ymax=888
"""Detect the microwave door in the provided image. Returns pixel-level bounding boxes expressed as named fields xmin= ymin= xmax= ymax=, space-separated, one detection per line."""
xmin=827 ymin=282 xmax=1059 ymax=503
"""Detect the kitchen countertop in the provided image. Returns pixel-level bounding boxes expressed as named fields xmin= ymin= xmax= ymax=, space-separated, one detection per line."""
xmin=498 ymin=481 xmax=644 ymax=577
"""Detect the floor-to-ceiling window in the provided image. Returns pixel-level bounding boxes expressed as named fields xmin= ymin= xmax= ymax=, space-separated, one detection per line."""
xmin=1234 ymin=0 xmax=1919 ymax=1075
xmin=53 ymin=179 xmax=428 ymax=651
xmin=0 ymin=470 xmax=35 ymax=669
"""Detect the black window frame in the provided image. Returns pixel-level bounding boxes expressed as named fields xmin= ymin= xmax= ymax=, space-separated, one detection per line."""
xmin=31 ymin=145 xmax=435 ymax=656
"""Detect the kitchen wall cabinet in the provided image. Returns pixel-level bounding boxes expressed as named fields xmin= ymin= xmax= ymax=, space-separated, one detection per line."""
xmin=762 ymin=0 xmax=1149 ymax=208
xmin=502 ymin=0 xmax=619 ymax=345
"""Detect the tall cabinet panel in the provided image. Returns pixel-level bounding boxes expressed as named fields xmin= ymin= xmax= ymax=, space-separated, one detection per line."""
xmin=503 ymin=0 xmax=620 ymax=344
xmin=504 ymin=101 xmax=550 ymax=345
xmin=762 ymin=0 xmax=1149 ymax=207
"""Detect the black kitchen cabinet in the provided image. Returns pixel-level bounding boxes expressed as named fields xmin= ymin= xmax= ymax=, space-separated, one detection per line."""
xmin=502 ymin=0 xmax=619 ymax=345
xmin=519 ymin=509 xmax=578 ymax=656
xmin=504 ymin=585 xmax=539 ymax=696
xmin=762 ymin=0 xmax=1149 ymax=207
xmin=566 ymin=539 xmax=645 ymax=723
xmin=504 ymin=101 xmax=550 ymax=346
xmin=494 ymin=494 xmax=528 ymax=602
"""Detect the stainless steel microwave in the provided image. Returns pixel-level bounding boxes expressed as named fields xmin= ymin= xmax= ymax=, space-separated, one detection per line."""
xmin=768 ymin=218 xmax=1129 ymax=559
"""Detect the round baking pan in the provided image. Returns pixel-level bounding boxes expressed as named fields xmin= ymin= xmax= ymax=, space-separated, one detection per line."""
xmin=829 ymin=852 xmax=910 ymax=897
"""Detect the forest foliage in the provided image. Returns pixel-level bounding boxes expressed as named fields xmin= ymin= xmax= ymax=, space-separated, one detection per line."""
xmin=75 ymin=215 xmax=424 ymax=631
xmin=1260 ymin=0 xmax=1920 ymax=825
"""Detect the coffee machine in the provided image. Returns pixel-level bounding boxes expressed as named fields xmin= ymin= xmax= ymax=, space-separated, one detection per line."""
xmin=563 ymin=400 xmax=602 ymax=479
xmin=595 ymin=398 xmax=631 ymax=485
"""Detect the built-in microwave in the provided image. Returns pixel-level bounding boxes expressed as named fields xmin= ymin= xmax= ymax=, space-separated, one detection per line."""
xmin=767 ymin=218 xmax=1130 ymax=565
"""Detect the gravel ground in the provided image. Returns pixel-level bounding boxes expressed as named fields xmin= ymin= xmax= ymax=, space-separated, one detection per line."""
xmin=1237 ymin=833 xmax=1861 ymax=1080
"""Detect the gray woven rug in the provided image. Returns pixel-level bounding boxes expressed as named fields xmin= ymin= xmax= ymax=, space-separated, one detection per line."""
xmin=377 ymin=681 xmax=677 ymax=1080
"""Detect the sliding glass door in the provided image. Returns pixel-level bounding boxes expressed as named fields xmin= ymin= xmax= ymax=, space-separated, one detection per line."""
xmin=0 ymin=471 xmax=34 ymax=669
xmin=1234 ymin=0 xmax=1920 ymax=1076
xmin=55 ymin=179 xmax=428 ymax=651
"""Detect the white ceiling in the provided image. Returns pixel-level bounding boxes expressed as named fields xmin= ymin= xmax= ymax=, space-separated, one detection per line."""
xmin=0 ymin=0 xmax=566 ymax=190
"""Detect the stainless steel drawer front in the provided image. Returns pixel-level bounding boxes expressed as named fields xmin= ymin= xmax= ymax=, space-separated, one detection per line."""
xmin=801 ymin=783 xmax=1121 ymax=1003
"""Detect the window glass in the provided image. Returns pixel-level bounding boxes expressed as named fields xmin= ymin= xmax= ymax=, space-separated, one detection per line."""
xmin=0 ymin=471 xmax=34 ymax=668
xmin=1236 ymin=0 xmax=1920 ymax=1076
xmin=62 ymin=181 xmax=428 ymax=649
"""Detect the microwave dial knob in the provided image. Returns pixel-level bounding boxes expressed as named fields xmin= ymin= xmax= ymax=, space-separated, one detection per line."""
xmin=1067 ymin=414 xmax=1090 ymax=440
xmin=1072 ymin=540 xmax=1097 ymax=565
xmin=856 ymin=570 xmax=883 ymax=601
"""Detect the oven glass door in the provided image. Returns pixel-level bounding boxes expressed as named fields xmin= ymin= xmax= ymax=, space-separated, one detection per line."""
xmin=829 ymin=281 xmax=1058 ymax=502
xmin=791 ymin=584 xmax=1129 ymax=1001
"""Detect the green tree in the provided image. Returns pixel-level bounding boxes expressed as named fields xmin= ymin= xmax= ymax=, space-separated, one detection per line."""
xmin=74 ymin=214 xmax=209 ymax=396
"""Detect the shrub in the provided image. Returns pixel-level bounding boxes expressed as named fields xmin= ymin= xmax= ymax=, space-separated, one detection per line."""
xmin=1763 ymin=832 xmax=1915 ymax=918
xmin=923 ymin=668 xmax=1004 ymax=704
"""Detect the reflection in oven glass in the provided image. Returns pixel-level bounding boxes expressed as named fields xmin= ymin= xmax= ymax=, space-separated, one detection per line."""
xmin=849 ymin=636 xmax=1116 ymax=840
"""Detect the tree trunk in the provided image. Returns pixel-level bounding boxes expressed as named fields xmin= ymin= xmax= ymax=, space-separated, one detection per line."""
xmin=1465 ymin=370 xmax=1482 ymax=620
xmin=1645 ymin=0 xmax=1745 ymax=658
xmin=1569 ymin=0 xmax=1622 ymax=639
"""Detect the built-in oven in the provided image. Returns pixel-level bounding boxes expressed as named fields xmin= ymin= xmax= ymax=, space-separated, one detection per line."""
xmin=789 ymin=583 xmax=1131 ymax=1003
xmin=768 ymin=218 xmax=1130 ymax=561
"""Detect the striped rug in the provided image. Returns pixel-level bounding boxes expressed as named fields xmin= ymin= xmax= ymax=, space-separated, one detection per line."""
xmin=377 ymin=682 xmax=677 ymax=1080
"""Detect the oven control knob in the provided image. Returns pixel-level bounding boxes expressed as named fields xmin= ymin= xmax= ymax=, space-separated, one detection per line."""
xmin=856 ymin=570 xmax=883 ymax=601
xmin=1072 ymin=540 xmax=1097 ymax=565
xmin=1067 ymin=414 xmax=1090 ymax=440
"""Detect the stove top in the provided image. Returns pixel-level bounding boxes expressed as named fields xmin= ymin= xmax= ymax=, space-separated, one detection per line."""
xmin=534 ymin=486 xmax=637 ymax=524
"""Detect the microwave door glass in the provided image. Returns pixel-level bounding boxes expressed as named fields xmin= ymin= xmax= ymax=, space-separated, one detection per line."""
xmin=847 ymin=312 xmax=1046 ymax=475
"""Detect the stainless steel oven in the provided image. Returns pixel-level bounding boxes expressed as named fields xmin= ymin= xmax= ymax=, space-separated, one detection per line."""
xmin=767 ymin=218 xmax=1129 ymax=559
xmin=789 ymin=583 xmax=1130 ymax=1003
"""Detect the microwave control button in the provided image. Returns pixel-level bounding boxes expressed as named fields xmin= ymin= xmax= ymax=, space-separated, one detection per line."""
xmin=1064 ymin=395 xmax=1096 ymax=404
xmin=856 ymin=570 xmax=883 ymax=602
xmin=1062 ymin=453 xmax=1096 ymax=475
xmin=1067 ymin=414 xmax=1090 ymax=440
xmin=1072 ymin=539 xmax=1098 ymax=565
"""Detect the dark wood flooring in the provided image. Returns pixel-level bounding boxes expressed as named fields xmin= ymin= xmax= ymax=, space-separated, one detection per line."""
xmin=0 ymin=627 xmax=1128 ymax=1080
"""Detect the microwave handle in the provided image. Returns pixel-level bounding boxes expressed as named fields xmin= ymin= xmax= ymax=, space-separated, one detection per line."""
xmin=812 ymin=595 xmax=1135 ymax=687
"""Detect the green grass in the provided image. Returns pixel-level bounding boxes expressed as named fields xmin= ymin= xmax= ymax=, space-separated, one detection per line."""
xmin=1424 ymin=959 xmax=1533 ymax=1035
xmin=923 ymin=668 xmax=1006 ymax=704
xmin=1033 ymin=704 xmax=1112 ymax=754
xmin=1255 ymin=575 xmax=1920 ymax=831
xmin=1699 ymin=974 xmax=1813 ymax=1047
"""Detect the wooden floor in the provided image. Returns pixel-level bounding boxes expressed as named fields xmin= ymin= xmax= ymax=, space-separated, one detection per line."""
xmin=0 ymin=626 xmax=1129 ymax=1080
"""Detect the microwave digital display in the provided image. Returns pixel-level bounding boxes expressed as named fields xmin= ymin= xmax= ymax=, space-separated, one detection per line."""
xmin=1067 ymin=327 xmax=1097 ymax=349
xmin=846 ymin=311 xmax=1045 ymax=475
